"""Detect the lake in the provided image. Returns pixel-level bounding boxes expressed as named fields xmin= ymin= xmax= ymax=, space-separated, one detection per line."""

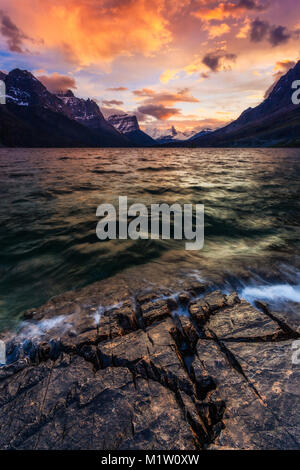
xmin=0 ymin=147 xmax=299 ymax=330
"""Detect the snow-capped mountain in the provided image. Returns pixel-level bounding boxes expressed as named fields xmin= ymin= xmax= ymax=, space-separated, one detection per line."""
xmin=108 ymin=114 xmax=156 ymax=146
xmin=56 ymin=90 xmax=124 ymax=140
xmin=5 ymin=69 xmax=66 ymax=110
xmin=147 ymin=125 xmax=212 ymax=143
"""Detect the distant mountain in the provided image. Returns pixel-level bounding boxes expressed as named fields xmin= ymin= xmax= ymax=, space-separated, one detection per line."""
xmin=107 ymin=114 xmax=156 ymax=146
xmin=190 ymin=60 xmax=300 ymax=147
xmin=0 ymin=69 xmax=131 ymax=147
xmin=148 ymin=125 xmax=211 ymax=143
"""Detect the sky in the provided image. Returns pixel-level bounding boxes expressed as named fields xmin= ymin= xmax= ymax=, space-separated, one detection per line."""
xmin=0 ymin=0 xmax=299 ymax=133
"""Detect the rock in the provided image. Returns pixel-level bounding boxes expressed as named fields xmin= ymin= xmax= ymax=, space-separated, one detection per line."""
xmin=193 ymin=339 xmax=300 ymax=449
xmin=0 ymin=285 xmax=299 ymax=450
xmin=140 ymin=298 xmax=171 ymax=327
xmin=204 ymin=298 xmax=282 ymax=341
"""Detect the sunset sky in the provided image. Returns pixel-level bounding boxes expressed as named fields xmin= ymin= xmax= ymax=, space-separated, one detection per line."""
xmin=0 ymin=0 xmax=299 ymax=132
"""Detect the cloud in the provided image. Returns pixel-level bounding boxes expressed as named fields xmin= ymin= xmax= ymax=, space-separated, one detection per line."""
xmin=208 ymin=23 xmax=230 ymax=39
xmin=133 ymin=87 xmax=199 ymax=106
xmin=106 ymin=87 xmax=128 ymax=91
xmin=1 ymin=0 xmax=173 ymax=67
xmin=202 ymin=51 xmax=237 ymax=72
xmin=133 ymin=86 xmax=199 ymax=120
xmin=250 ymin=18 xmax=294 ymax=46
xmin=269 ymin=25 xmax=291 ymax=46
xmin=102 ymin=99 xmax=124 ymax=107
xmin=264 ymin=60 xmax=296 ymax=98
xmin=236 ymin=17 xmax=251 ymax=38
xmin=37 ymin=72 xmax=77 ymax=93
xmin=250 ymin=18 xmax=269 ymax=42
xmin=192 ymin=0 xmax=268 ymax=22
xmin=160 ymin=69 xmax=180 ymax=84
xmin=137 ymin=104 xmax=181 ymax=120
xmin=0 ymin=10 xmax=30 ymax=53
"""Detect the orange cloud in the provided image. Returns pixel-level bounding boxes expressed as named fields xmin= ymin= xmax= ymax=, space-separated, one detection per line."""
xmin=106 ymin=87 xmax=128 ymax=91
xmin=137 ymin=104 xmax=181 ymax=120
xmin=208 ymin=23 xmax=230 ymax=38
xmin=37 ymin=72 xmax=77 ymax=93
xmin=192 ymin=0 xmax=268 ymax=22
xmin=160 ymin=69 xmax=180 ymax=84
xmin=133 ymin=88 xmax=199 ymax=106
xmin=1 ymin=0 xmax=173 ymax=66
xmin=133 ymin=86 xmax=199 ymax=120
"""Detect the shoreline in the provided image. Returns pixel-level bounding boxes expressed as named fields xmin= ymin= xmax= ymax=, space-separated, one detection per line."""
xmin=0 ymin=277 xmax=299 ymax=450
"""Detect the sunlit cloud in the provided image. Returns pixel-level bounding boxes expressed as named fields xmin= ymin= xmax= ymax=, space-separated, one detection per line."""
xmin=106 ymin=87 xmax=128 ymax=91
xmin=192 ymin=0 xmax=268 ymax=22
xmin=0 ymin=0 xmax=173 ymax=67
xmin=208 ymin=23 xmax=230 ymax=38
xmin=102 ymin=99 xmax=124 ymax=107
xmin=160 ymin=69 xmax=180 ymax=84
xmin=37 ymin=72 xmax=77 ymax=93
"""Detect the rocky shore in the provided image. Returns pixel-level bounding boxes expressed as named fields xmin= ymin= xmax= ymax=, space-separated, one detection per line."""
xmin=0 ymin=279 xmax=299 ymax=450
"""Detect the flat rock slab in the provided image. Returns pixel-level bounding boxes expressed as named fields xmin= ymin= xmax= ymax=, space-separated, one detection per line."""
xmin=0 ymin=355 xmax=199 ymax=450
xmin=193 ymin=339 xmax=300 ymax=449
xmin=205 ymin=299 xmax=282 ymax=340
xmin=0 ymin=286 xmax=299 ymax=450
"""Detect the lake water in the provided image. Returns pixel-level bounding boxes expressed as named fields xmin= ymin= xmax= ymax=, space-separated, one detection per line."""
xmin=0 ymin=147 xmax=299 ymax=330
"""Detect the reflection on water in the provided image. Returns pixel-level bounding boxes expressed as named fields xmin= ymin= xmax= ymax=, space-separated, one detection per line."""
xmin=0 ymin=147 xmax=299 ymax=330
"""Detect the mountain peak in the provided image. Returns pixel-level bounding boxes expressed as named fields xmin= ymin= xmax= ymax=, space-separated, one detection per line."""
xmin=5 ymin=68 xmax=63 ymax=109
xmin=57 ymin=89 xmax=75 ymax=98
xmin=108 ymin=114 xmax=140 ymax=133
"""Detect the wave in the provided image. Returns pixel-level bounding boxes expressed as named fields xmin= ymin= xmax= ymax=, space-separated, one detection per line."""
xmin=241 ymin=283 xmax=300 ymax=304
xmin=91 ymin=169 xmax=126 ymax=175
xmin=137 ymin=166 xmax=178 ymax=172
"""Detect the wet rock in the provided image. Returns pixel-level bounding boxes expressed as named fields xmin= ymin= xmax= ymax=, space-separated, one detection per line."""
xmin=140 ymin=299 xmax=171 ymax=327
xmin=0 ymin=286 xmax=299 ymax=450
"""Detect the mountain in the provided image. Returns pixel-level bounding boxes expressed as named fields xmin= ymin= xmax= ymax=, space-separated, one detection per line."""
xmin=0 ymin=103 xmax=108 ymax=148
xmin=0 ymin=69 xmax=131 ymax=147
xmin=190 ymin=60 xmax=300 ymax=147
xmin=107 ymin=114 xmax=156 ymax=146
xmin=56 ymin=90 xmax=127 ymax=145
xmin=148 ymin=125 xmax=210 ymax=143
xmin=188 ymin=128 xmax=213 ymax=141
xmin=5 ymin=69 xmax=66 ymax=111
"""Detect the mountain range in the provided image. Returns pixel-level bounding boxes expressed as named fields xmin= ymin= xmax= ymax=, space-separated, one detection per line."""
xmin=0 ymin=69 xmax=131 ymax=147
xmin=0 ymin=62 xmax=299 ymax=148
xmin=147 ymin=125 xmax=212 ymax=143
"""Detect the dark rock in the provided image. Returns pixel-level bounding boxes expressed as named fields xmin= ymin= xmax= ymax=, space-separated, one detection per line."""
xmin=0 ymin=285 xmax=299 ymax=450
